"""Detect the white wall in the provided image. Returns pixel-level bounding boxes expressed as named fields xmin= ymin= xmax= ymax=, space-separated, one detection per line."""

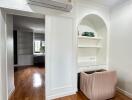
xmin=76 ymin=0 xmax=110 ymax=26
xmin=109 ymin=0 xmax=132 ymax=97
xmin=0 ymin=0 xmax=110 ymax=100
xmin=45 ymin=15 xmax=76 ymax=99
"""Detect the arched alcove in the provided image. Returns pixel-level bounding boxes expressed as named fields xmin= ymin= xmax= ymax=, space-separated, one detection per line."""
xmin=77 ymin=14 xmax=107 ymax=72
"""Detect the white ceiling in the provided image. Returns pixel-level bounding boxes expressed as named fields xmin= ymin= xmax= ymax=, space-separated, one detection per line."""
xmin=87 ymin=0 xmax=128 ymax=8
xmin=13 ymin=15 xmax=45 ymax=33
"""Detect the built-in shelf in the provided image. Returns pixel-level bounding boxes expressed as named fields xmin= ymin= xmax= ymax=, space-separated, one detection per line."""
xmin=78 ymin=63 xmax=105 ymax=67
xmin=78 ymin=45 xmax=102 ymax=48
xmin=77 ymin=14 xmax=107 ymax=73
xmin=78 ymin=36 xmax=102 ymax=40
xmin=78 ymin=65 xmax=107 ymax=73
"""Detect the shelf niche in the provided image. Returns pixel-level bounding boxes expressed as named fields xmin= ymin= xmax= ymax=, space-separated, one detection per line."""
xmin=77 ymin=14 xmax=107 ymax=72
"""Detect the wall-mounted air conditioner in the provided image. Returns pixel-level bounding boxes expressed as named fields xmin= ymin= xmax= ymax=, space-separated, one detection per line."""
xmin=28 ymin=0 xmax=73 ymax=12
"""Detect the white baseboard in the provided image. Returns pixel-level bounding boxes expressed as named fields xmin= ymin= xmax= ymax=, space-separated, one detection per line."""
xmin=9 ymin=86 xmax=15 ymax=99
xmin=47 ymin=90 xmax=76 ymax=100
xmin=117 ymin=87 xmax=132 ymax=99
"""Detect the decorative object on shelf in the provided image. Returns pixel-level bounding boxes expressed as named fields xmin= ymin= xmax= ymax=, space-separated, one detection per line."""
xmin=82 ymin=32 xmax=95 ymax=37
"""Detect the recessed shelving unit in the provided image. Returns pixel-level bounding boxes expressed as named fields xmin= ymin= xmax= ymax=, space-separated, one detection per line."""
xmin=77 ymin=14 xmax=107 ymax=72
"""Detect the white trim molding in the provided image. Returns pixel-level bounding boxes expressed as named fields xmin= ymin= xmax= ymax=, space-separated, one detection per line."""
xmin=47 ymin=89 xmax=76 ymax=100
xmin=0 ymin=8 xmax=8 ymax=100
xmin=8 ymin=87 xmax=15 ymax=100
xmin=117 ymin=87 xmax=132 ymax=99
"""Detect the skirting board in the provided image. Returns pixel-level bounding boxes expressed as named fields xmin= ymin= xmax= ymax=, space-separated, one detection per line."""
xmin=46 ymin=90 xmax=76 ymax=100
xmin=117 ymin=87 xmax=132 ymax=99
xmin=9 ymin=87 xmax=15 ymax=99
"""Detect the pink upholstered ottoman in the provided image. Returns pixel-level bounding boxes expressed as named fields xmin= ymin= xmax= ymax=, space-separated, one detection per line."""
xmin=80 ymin=70 xmax=117 ymax=100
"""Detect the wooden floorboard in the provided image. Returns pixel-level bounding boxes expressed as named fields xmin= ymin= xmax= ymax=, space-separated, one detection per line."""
xmin=10 ymin=67 xmax=131 ymax=100
xmin=10 ymin=66 xmax=45 ymax=100
xmin=54 ymin=91 xmax=132 ymax=100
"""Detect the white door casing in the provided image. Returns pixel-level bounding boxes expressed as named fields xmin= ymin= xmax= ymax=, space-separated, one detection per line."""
xmin=0 ymin=9 xmax=8 ymax=100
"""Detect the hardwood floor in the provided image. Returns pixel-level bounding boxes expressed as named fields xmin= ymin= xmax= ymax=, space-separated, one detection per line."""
xmin=10 ymin=67 xmax=131 ymax=100
xmin=10 ymin=66 xmax=45 ymax=100
xmin=54 ymin=91 xmax=132 ymax=100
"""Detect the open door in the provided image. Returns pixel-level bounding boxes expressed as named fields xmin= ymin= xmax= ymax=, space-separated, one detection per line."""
xmin=45 ymin=15 xmax=76 ymax=99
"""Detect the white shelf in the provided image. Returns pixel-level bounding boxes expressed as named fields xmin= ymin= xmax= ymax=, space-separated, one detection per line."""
xmin=78 ymin=45 xmax=102 ymax=48
xmin=78 ymin=61 xmax=96 ymax=67
xmin=78 ymin=36 xmax=102 ymax=40
xmin=78 ymin=63 xmax=104 ymax=67
xmin=78 ymin=65 xmax=107 ymax=73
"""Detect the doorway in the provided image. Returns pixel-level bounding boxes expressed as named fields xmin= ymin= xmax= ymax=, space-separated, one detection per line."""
xmin=1 ymin=11 xmax=75 ymax=100
xmin=8 ymin=15 xmax=46 ymax=100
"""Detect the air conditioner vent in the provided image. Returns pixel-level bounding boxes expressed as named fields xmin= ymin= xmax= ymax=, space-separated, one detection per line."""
xmin=28 ymin=0 xmax=73 ymax=12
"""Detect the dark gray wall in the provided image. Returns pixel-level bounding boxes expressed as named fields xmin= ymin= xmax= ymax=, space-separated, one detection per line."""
xmin=17 ymin=30 xmax=33 ymax=66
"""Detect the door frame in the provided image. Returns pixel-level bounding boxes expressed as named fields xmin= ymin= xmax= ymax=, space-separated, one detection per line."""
xmin=0 ymin=8 xmax=46 ymax=100
xmin=0 ymin=8 xmax=8 ymax=100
